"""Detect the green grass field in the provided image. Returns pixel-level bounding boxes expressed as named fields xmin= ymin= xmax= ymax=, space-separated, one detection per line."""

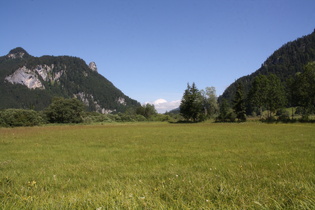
xmin=0 ymin=122 xmax=314 ymax=209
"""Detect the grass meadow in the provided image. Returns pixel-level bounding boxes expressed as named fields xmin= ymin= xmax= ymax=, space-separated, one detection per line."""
xmin=0 ymin=122 xmax=314 ymax=209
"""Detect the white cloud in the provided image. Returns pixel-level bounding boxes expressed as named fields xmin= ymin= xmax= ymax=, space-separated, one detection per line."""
xmin=146 ymin=98 xmax=181 ymax=113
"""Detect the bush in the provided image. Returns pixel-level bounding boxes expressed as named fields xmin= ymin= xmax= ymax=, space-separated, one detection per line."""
xmin=262 ymin=116 xmax=277 ymax=123
xmin=45 ymin=98 xmax=85 ymax=123
xmin=295 ymin=107 xmax=303 ymax=115
xmin=0 ymin=114 xmax=5 ymax=126
xmin=118 ymin=113 xmax=136 ymax=122
xmin=135 ymin=115 xmax=147 ymax=121
xmin=300 ymin=115 xmax=310 ymax=122
xmin=276 ymin=109 xmax=290 ymax=122
xmin=81 ymin=111 xmax=174 ymax=124
xmin=152 ymin=114 xmax=172 ymax=122
xmin=0 ymin=109 xmax=43 ymax=127
xmin=216 ymin=111 xmax=236 ymax=122
xmin=227 ymin=112 xmax=237 ymax=122
xmin=83 ymin=112 xmax=113 ymax=123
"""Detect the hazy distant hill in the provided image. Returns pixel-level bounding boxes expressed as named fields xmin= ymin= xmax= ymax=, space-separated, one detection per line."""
xmin=0 ymin=47 xmax=140 ymax=112
xmin=219 ymin=29 xmax=315 ymax=103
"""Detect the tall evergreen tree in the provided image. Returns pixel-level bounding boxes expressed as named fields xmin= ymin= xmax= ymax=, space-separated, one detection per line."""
xmin=265 ymin=74 xmax=286 ymax=118
xmin=233 ymin=83 xmax=246 ymax=121
xmin=286 ymin=76 xmax=298 ymax=120
xmin=248 ymin=74 xmax=286 ymax=119
xmin=248 ymin=75 xmax=268 ymax=117
xmin=180 ymin=83 xmax=205 ymax=122
xmin=217 ymin=99 xmax=230 ymax=122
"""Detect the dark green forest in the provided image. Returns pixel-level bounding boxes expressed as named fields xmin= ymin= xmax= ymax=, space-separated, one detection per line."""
xmin=219 ymin=29 xmax=315 ymax=104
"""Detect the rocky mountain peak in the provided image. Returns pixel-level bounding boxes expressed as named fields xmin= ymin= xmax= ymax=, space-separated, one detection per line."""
xmin=89 ymin=62 xmax=98 ymax=72
xmin=7 ymin=47 xmax=30 ymax=59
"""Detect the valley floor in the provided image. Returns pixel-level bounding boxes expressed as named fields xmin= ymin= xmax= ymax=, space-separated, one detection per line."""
xmin=0 ymin=122 xmax=314 ymax=209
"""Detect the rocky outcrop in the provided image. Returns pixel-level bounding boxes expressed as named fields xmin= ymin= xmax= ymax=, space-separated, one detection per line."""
xmin=5 ymin=66 xmax=45 ymax=89
xmin=89 ymin=62 xmax=98 ymax=72
xmin=5 ymin=65 xmax=64 ymax=89
xmin=7 ymin=52 xmax=25 ymax=59
xmin=74 ymin=92 xmax=116 ymax=114
xmin=74 ymin=92 xmax=91 ymax=106
xmin=35 ymin=64 xmax=64 ymax=82
xmin=117 ymin=97 xmax=126 ymax=105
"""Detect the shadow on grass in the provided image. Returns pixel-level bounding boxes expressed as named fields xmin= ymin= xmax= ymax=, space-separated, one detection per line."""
xmin=256 ymin=118 xmax=315 ymax=124
xmin=168 ymin=120 xmax=202 ymax=124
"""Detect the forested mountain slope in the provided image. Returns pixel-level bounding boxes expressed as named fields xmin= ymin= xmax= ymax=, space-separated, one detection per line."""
xmin=0 ymin=47 xmax=140 ymax=112
xmin=219 ymin=29 xmax=315 ymax=103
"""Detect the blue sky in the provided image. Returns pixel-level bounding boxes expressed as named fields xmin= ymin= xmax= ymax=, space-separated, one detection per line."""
xmin=1 ymin=0 xmax=315 ymax=112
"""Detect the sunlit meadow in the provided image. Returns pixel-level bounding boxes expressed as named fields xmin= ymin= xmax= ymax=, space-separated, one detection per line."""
xmin=0 ymin=122 xmax=314 ymax=209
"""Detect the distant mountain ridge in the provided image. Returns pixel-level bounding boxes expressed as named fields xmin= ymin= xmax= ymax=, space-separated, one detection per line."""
xmin=0 ymin=48 xmax=140 ymax=112
xmin=219 ymin=29 xmax=315 ymax=103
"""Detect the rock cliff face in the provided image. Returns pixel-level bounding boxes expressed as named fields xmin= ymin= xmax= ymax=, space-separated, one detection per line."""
xmin=35 ymin=64 xmax=64 ymax=81
xmin=5 ymin=64 xmax=64 ymax=89
xmin=7 ymin=52 xmax=25 ymax=59
xmin=0 ymin=47 xmax=140 ymax=112
xmin=89 ymin=62 xmax=98 ymax=72
xmin=5 ymin=66 xmax=45 ymax=89
xmin=73 ymin=92 xmax=114 ymax=114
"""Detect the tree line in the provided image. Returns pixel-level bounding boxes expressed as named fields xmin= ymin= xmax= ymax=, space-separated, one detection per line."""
xmin=1 ymin=62 xmax=314 ymax=127
xmin=0 ymin=98 xmax=172 ymax=127
xmin=180 ymin=62 xmax=315 ymax=122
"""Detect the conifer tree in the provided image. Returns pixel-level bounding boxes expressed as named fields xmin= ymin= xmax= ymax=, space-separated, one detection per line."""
xmin=248 ymin=74 xmax=286 ymax=119
xmin=217 ymin=99 xmax=230 ymax=122
xmin=233 ymin=83 xmax=246 ymax=121
xmin=180 ymin=83 xmax=205 ymax=122
xmin=248 ymin=75 xmax=268 ymax=117
xmin=265 ymin=74 xmax=286 ymax=118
